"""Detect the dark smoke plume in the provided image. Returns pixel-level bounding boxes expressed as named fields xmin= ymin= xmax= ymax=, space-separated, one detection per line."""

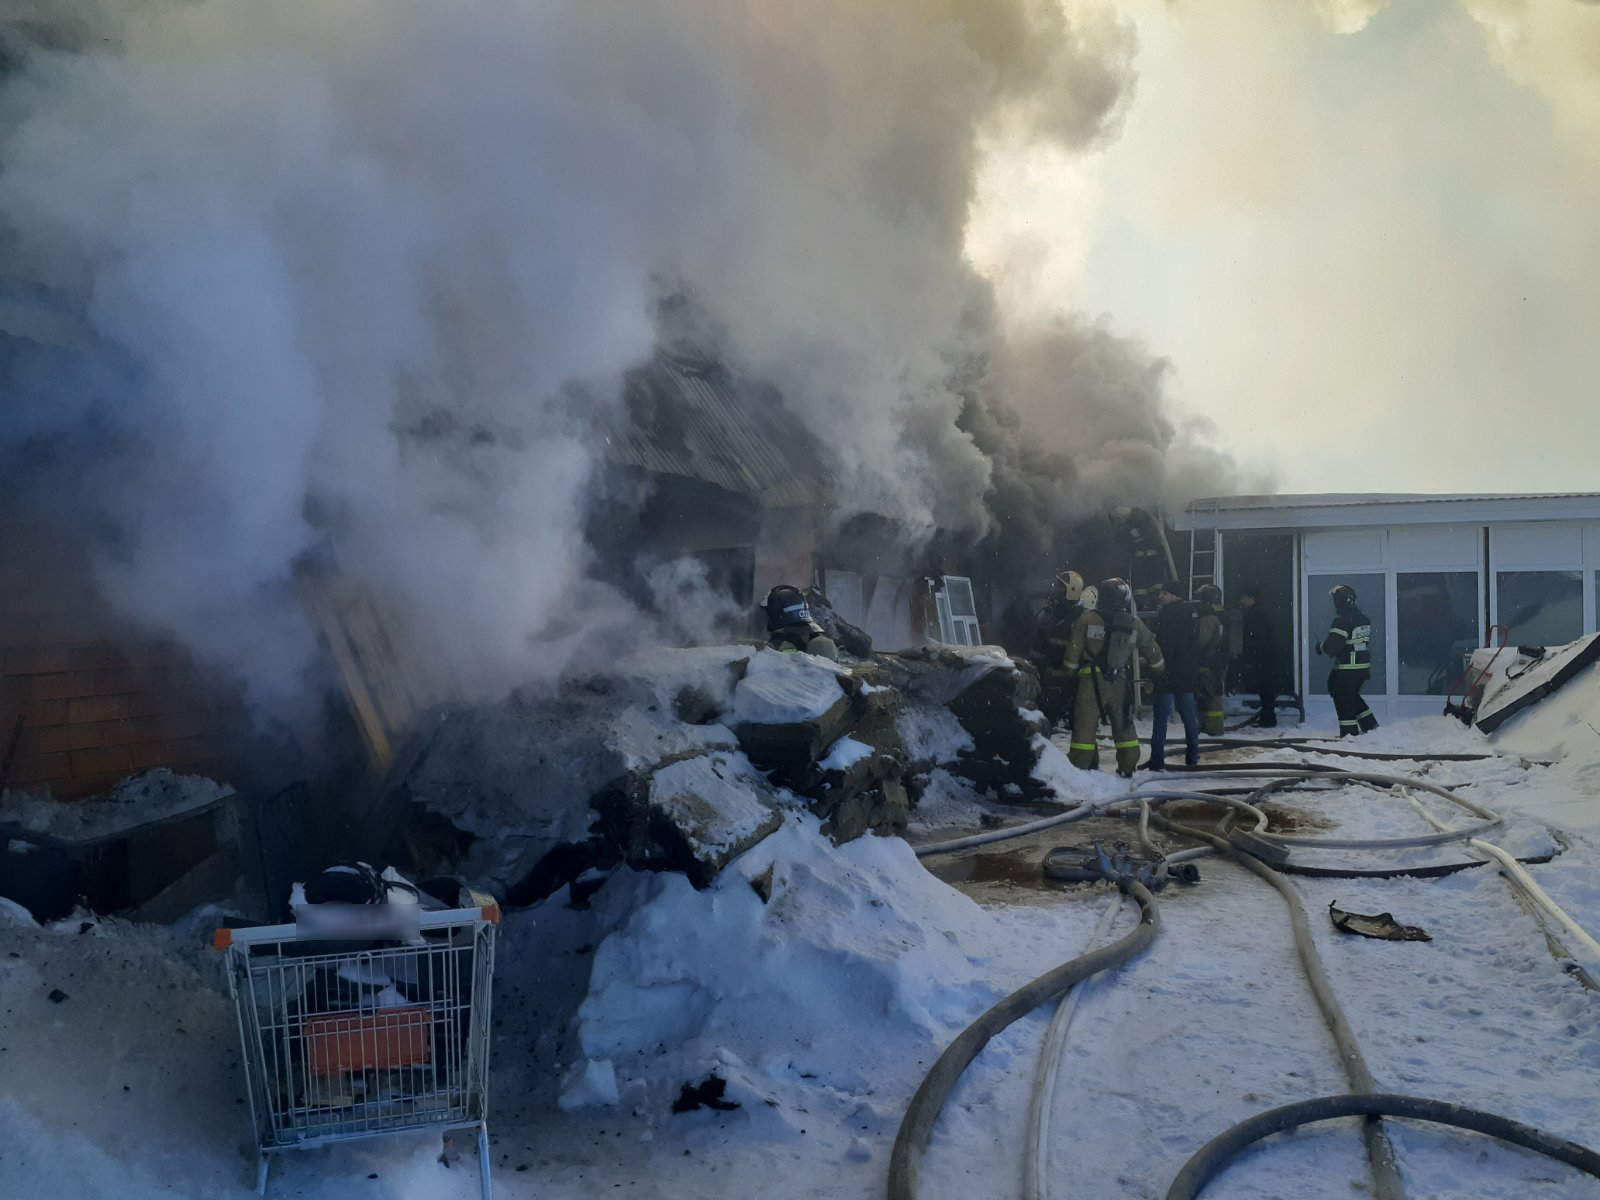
xmin=0 ymin=0 xmax=1241 ymax=709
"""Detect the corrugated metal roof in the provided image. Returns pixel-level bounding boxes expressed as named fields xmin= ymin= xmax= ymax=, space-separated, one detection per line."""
xmin=601 ymin=351 xmax=829 ymax=506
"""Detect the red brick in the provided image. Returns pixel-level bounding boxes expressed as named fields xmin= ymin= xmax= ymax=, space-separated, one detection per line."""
xmin=0 ymin=700 xmax=67 ymax=732
xmin=62 ymin=643 xmax=132 ymax=672
xmin=69 ymin=744 xmax=136 ymax=778
xmin=25 ymin=699 xmax=68 ymax=727
xmin=90 ymin=667 xmax=169 ymax=696
xmin=153 ymin=735 xmax=229 ymax=765
xmin=68 ymin=694 xmax=131 ymax=724
xmin=36 ymin=718 xmax=154 ymax=754
xmin=118 ymin=643 xmax=188 ymax=670
xmin=155 ymin=710 xmax=236 ymax=741
xmin=128 ymin=687 xmax=204 ymax=718
xmin=53 ymin=773 xmax=126 ymax=801
xmin=95 ymin=717 xmax=168 ymax=749
xmin=0 ymin=677 xmax=28 ymax=704
xmin=25 ymin=673 xmax=95 ymax=703
xmin=7 ymin=751 xmax=71 ymax=786
xmin=3 ymin=645 xmax=80 ymax=676
xmin=0 ymin=615 xmax=43 ymax=647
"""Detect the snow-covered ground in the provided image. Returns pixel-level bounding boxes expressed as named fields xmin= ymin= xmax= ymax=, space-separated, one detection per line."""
xmin=4 ymin=687 xmax=1600 ymax=1199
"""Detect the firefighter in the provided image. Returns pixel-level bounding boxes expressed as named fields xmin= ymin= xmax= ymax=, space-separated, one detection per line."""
xmin=1319 ymin=583 xmax=1378 ymax=736
xmin=1063 ymin=578 xmax=1166 ymax=777
xmin=1195 ymin=584 xmax=1231 ymax=735
xmin=762 ymin=585 xmax=840 ymax=661
xmin=1109 ymin=505 xmax=1174 ymax=614
xmin=1031 ymin=570 xmax=1086 ymax=730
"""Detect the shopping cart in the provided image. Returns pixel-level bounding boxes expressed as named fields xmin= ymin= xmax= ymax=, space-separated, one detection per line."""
xmin=214 ymin=902 xmax=499 ymax=1198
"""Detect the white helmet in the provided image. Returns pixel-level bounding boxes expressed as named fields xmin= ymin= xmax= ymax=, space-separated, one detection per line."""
xmin=1050 ymin=570 xmax=1084 ymax=602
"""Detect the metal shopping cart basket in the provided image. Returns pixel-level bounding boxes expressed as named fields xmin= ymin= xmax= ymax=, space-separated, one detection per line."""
xmin=214 ymin=901 xmax=499 ymax=1198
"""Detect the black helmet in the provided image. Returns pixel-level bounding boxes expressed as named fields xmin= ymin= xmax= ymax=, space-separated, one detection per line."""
xmin=1197 ymin=584 xmax=1223 ymax=608
xmin=1330 ymin=583 xmax=1357 ymax=610
xmin=763 ymin=584 xmax=814 ymax=633
xmin=1097 ymin=578 xmax=1132 ymax=613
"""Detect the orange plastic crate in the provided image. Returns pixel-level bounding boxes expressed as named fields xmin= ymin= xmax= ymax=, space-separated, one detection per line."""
xmin=301 ymin=1005 xmax=432 ymax=1076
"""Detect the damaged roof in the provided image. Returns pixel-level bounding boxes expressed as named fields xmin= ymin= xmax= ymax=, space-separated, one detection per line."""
xmin=601 ymin=349 xmax=829 ymax=508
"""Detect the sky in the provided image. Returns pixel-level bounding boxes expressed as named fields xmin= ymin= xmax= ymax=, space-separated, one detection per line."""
xmin=968 ymin=0 xmax=1600 ymax=495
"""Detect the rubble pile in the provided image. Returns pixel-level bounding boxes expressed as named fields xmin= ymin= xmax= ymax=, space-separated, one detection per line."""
xmin=392 ymin=643 xmax=1049 ymax=904
xmin=880 ymin=647 xmax=1051 ymax=803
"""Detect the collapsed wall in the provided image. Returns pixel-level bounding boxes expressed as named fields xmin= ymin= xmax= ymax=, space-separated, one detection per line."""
xmin=388 ymin=643 xmax=1047 ymax=904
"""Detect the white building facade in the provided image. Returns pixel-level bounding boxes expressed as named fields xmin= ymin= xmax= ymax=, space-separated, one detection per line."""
xmin=1175 ymin=493 xmax=1600 ymax=726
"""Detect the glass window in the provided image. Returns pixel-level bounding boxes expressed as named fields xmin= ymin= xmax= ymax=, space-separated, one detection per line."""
xmin=1497 ymin=571 xmax=1582 ymax=647
xmin=1308 ymin=573 xmax=1386 ymax=695
xmin=936 ymin=577 xmax=982 ymax=646
xmin=1397 ymin=572 xmax=1478 ymax=695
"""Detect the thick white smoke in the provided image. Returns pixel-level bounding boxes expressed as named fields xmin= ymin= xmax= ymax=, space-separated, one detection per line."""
xmin=0 ymin=0 xmax=1229 ymax=710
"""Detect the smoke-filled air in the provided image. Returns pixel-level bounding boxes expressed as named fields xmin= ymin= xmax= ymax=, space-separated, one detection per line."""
xmin=0 ymin=0 xmax=1243 ymax=710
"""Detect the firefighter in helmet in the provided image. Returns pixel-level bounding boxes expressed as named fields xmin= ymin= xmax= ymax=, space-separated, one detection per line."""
xmin=1319 ymin=583 xmax=1378 ymax=736
xmin=762 ymin=585 xmax=840 ymax=661
xmin=1108 ymin=505 xmax=1174 ymax=614
xmin=1063 ymin=578 xmax=1165 ymax=777
xmin=1031 ymin=570 xmax=1086 ymax=729
xmin=1195 ymin=584 xmax=1232 ymax=735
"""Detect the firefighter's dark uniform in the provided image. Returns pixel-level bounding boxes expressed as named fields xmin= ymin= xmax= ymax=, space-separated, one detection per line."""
xmin=1122 ymin=509 xmax=1168 ymax=613
xmin=1064 ymin=607 xmax=1164 ymax=775
xmin=1320 ymin=606 xmax=1378 ymax=735
xmin=1032 ymin=597 xmax=1084 ymax=728
xmin=1196 ymin=603 xmax=1231 ymax=735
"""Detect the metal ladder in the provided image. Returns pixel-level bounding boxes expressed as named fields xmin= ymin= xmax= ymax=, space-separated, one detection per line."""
xmin=1187 ymin=496 xmax=1220 ymax=597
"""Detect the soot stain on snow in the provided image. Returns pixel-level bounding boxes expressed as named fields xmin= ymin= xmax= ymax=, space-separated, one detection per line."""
xmin=671 ymin=1073 xmax=740 ymax=1114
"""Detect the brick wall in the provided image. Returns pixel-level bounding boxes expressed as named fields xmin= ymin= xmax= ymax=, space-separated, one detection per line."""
xmin=0 ymin=516 xmax=246 ymax=801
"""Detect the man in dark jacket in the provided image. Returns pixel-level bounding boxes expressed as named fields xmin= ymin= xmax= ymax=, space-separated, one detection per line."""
xmin=1319 ymin=583 xmax=1378 ymax=736
xmin=1238 ymin=588 xmax=1279 ymax=728
xmin=1149 ymin=582 xmax=1200 ymax=769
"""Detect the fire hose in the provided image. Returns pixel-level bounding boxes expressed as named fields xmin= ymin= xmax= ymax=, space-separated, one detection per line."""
xmin=898 ymin=761 xmax=1600 ymax=1199
xmin=884 ymin=876 xmax=1161 ymax=1200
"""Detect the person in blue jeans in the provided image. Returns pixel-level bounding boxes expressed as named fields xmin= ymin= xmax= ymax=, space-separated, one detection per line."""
xmin=1149 ymin=582 xmax=1201 ymax=770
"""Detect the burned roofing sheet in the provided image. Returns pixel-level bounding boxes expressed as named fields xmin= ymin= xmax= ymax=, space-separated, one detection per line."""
xmin=602 ymin=350 xmax=828 ymax=506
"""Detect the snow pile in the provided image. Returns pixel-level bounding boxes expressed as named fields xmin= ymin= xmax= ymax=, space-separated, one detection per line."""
xmin=646 ymin=750 xmax=787 ymax=861
xmin=0 ymin=770 xmax=233 ymax=844
xmin=818 ymin=736 xmax=874 ymax=772
xmin=398 ymin=645 xmax=758 ymax=893
xmin=895 ymin=703 xmax=973 ymax=768
xmin=567 ymin=817 xmax=1070 ymax=1127
xmin=1482 ymin=658 xmax=1600 ymax=837
xmin=729 ymin=648 xmax=849 ymax=727
xmin=556 ymin=1058 xmax=620 ymax=1112
xmin=906 ymin=768 xmax=989 ymax=832
xmin=1488 ymin=659 xmax=1600 ymax=762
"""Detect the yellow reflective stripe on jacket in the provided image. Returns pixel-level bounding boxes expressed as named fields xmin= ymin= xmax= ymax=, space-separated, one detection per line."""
xmin=1069 ymin=742 xmax=1096 ymax=752
xmin=1335 ymin=663 xmax=1370 ymax=670
xmin=1113 ymin=740 xmax=1140 ymax=750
